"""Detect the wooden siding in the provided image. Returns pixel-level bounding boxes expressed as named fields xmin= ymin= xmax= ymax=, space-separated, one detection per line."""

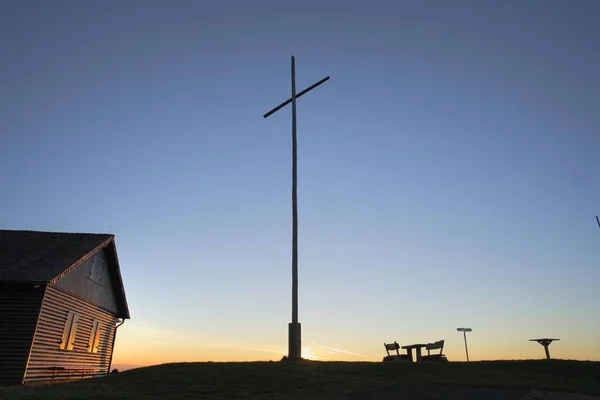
xmin=24 ymin=285 xmax=118 ymax=384
xmin=0 ymin=284 xmax=45 ymax=385
xmin=55 ymin=247 xmax=119 ymax=315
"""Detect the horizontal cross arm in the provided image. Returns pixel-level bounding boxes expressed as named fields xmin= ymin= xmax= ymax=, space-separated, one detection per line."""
xmin=263 ymin=76 xmax=330 ymax=118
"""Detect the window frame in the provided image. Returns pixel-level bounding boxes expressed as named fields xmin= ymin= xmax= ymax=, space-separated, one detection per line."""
xmin=88 ymin=320 xmax=102 ymax=353
xmin=59 ymin=311 xmax=80 ymax=351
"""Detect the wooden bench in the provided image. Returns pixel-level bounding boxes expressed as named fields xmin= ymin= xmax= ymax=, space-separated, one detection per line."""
xmin=421 ymin=340 xmax=447 ymax=361
xmin=48 ymin=367 xmax=103 ymax=383
xmin=382 ymin=341 xmax=410 ymax=362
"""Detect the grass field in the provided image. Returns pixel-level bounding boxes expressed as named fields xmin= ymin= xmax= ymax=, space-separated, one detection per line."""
xmin=2 ymin=360 xmax=599 ymax=399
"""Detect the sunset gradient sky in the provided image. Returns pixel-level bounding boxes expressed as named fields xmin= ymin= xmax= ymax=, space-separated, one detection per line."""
xmin=1 ymin=0 xmax=599 ymax=368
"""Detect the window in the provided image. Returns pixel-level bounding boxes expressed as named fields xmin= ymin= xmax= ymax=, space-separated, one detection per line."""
xmin=89 ymin=255 xmax=105 ymax=286
xmin=59 ymin=311 xmax=80 ymax=350
xmin=88 ymin=320 xmax=101 ymax=353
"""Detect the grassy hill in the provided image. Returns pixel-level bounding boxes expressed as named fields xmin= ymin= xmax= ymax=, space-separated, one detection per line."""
xmin=2 ymin=360 xmax=599 ymax=399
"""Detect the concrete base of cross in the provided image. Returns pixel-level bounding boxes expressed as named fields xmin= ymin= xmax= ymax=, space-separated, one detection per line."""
xmin=288 ymin=322 xmax=302 ymax=360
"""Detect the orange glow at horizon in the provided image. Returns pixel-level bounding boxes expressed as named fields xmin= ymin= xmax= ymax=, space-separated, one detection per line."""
xmin=110 ymin=323 xmax=600 ymax=370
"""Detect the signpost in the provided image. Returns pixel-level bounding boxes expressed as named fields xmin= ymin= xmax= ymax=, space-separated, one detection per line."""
xmin=263 ymin=56 xmax=330 ymax=361
xmin=457 ymin=327 xmax=472 ymax=361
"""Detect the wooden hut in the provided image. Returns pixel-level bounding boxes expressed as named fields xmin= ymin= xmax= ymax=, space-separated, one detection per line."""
xmin=0 ymin=230 xmax=130 ymax=385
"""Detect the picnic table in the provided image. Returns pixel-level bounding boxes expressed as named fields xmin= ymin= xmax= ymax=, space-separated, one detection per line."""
xmin=529 ymin=338 xmax=560 ymax=359
xmin=401 ymin=343 xmax=428 ymax=362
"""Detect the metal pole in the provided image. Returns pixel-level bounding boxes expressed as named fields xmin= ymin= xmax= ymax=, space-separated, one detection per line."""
xmin=463 ymin=330 xmax=470 ymax=362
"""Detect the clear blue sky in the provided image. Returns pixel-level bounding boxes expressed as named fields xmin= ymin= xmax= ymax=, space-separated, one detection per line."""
xmin=1 ymin=0 xmax=599 ymax=364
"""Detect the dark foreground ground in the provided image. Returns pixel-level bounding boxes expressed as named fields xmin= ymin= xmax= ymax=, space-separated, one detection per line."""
xmin=1 ymin=359 xmax=599 ymax=399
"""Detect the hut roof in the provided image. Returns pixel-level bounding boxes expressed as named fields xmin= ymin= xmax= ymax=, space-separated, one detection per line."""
xmin=0 ymin=230 xmax=130 ymax=318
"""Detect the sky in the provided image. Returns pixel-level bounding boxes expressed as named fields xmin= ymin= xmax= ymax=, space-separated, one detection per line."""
xmin=1 ymin=0 xmax=599 ymax=367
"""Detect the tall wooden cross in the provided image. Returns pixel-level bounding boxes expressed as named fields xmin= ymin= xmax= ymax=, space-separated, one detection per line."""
xmin=264 ymin=56 xmax=329 ymax=361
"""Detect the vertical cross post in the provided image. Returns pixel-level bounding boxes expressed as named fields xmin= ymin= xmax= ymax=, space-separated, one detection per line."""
xmin=290 ymin=55 xmax=300 ymax=361
xmin=264 ymin=57 xmax=329 ymax=361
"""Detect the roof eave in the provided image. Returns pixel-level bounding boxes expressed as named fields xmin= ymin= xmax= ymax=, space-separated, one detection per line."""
xmin=106 ymin=238 xmax=131 ymax=319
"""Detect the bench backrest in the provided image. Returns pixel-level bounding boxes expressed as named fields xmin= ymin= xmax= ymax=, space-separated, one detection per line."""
xmin=384 ymin=341 xmax=400 ymax=356
xmin=384 ymin=342 xmax=399 ymax=351
xmin=426 ymin=340 xmax=444 ymax=350
xmin=426 ymin=340 xmax=444 ymax=355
